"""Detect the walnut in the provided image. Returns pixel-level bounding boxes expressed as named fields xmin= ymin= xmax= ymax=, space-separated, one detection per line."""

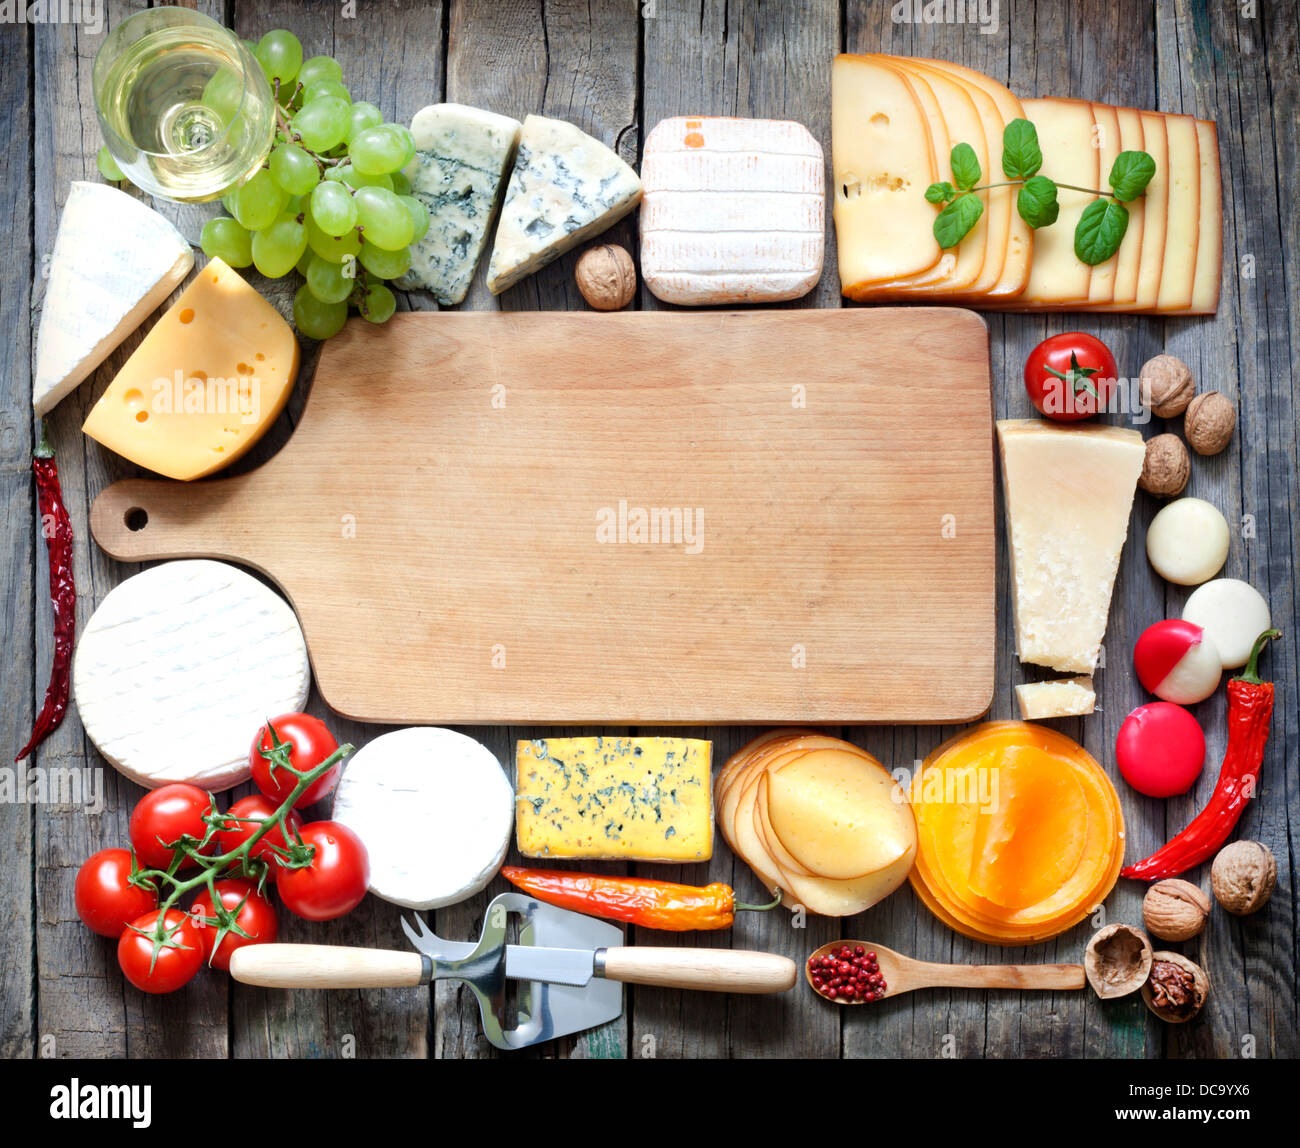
xmin=1142 ymin=951 xmax=1209 ymax=1023
xmin=575 ymin=244 xmax=636 ymax=311
xmin=1138 ymin=434 xmax=1190 ymax=497
xmin=1211 ymin=840 xmax=1276 ymax=914
xmin=1084 ymin=923 xmax=1153 ymax=999
xmin=1143 ymin=879 xmax=1211 ymax=941
xmin=1184 ymin=391 xmax=1236 ymax=455
xmin=1139 ymin=354 xmax=1195 ymax=418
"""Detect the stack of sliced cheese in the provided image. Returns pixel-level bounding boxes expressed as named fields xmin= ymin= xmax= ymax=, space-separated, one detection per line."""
xmin=832 ymin=55 xmax=1221 ymax=314
xmin=715 ymin=729 xmax=917 ymax=917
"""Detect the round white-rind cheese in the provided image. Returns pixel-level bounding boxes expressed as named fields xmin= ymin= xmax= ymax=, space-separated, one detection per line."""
xmin=73 ymin=560 xmax=310 ymax=791
xmin=331 ymin=727 xmax=513 ymax=910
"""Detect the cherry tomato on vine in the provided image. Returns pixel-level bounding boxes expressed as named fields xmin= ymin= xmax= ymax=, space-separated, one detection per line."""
xmin=250 ymin=713 xmax=341 ymax=808
xmin=129 ymin=783 xmax=217 ymax=870
xmin=1023 ymin=332 xmax=1119 ymax=421
xmin=217 ymin=794 xmax=305 ymax=868
xmin=276 ymin=821 xmax=370 ymax=921
xmin=117 ymin=908 xmax=205 ymax=993
xmin=191 ymin=879 xmax=279 ymax=971
xmin=74 ymin=848 xmax=159 ymax=937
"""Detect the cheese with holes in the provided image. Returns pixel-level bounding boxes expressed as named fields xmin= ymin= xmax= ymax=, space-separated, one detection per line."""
xmin=515 ymin=737 xmax=713 ymax=861
xmin=1015 ymin=677 xmax=1097 ymax=720
xmin=332 ymin=727 xmax=513 ymax=909
xmin=833 ymin=54 xmax=941 ymax=289
xmin=997 ymin=421 xmax=1145 ymax=673
xmin=82 ymin=258 xmax=298 ymax=480
xmin=1016 ymin=98 xmax=1097 ymax=304
xmin=639 ymin=116 xmax=824 ymax=304
xmin=72 ymin=560 xmax=310 ymax=791
xmin=396 ymin=103 xmax=521 ymax=305
xmin=486 ymin=115 xmax=642 ymax=295
xmin=34 ymin=182 xmax=193 ymax=416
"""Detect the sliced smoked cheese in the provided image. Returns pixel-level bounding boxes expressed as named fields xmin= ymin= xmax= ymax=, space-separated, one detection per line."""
xmin=1014 ymin=98 xmax=1097 ymax=304
xmin=1080 ymin=105 xmax=1147 ymax=309
xmin=997 ymin=421 xmax=1145 ymax=674
xmin=833 ymin=53 xmax=943 ymax=289
xmin=918 ymin=57 xmax=1032 ymax=299
xmin=864 ymin=58 xmax=989 ymax=296
xmin=1129 ymin=111 xmax=1171 ymax=311
xmin=1189 ymin=119 xmax=1223 ymax=313
xmin=640 ymin=116 xmax=824 ymax=305
xmin=1085 ymin=102 xmax=1123 ymax=306
xmin=1157 ymin=114 xmax=1202 ymax=311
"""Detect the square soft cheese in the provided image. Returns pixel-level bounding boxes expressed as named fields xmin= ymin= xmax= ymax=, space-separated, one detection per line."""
xmin=515 ymin=737 xmax=713 ymax=861
xmin=639 ymin=116 xmax=825 ymax=305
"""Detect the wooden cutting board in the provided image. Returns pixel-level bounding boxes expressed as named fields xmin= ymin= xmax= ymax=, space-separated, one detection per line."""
xmin=90 ymin=309 xmax=994 ymax=725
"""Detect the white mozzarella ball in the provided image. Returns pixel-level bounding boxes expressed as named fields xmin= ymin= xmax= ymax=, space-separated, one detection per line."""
xmin=1146 ymin=498 xmax=1230 ymax=586
xmin=1183 ymin=579 xmax=1273 ymax=668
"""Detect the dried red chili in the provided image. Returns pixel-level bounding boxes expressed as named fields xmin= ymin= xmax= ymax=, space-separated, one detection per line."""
xmin=500 ymin=867 xmax=780 ymax=931
xmin=16 ymin=423 xmax=75 ymax=762
xmin=1121 ymin=629 xmax=1279 ymax=881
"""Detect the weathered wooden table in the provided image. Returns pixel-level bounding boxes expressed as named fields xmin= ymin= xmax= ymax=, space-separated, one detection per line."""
xmin=3 ymin=0 xmax=1295 ymax=1060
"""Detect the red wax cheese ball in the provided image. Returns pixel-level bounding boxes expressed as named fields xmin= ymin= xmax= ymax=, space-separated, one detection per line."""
xmin=1133 ymin=619 xmax=1222 ymax=705
xmin=1115 ymin=702 xmax=1206 ymax=798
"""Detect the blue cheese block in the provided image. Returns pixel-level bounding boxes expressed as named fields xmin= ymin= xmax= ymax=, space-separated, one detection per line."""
xmin=395 ymin=103 xmax=522 ymax=305
xmin=486 ymin=115 xmax=643 ymax=295
xmin=515 ymin=737 xmax=713 ymax=862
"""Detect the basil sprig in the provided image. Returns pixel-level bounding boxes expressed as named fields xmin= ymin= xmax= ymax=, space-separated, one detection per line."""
xmin=924 ymin=118 xmax=1156 ymax=266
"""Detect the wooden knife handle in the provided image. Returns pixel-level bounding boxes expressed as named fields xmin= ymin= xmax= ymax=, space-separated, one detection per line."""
xmin=229 ymin=945 xmax=428 ymax=989
xmin=926 ymin=963 xmax=1086 ymax=991
xmin=598 ymin=947 xmax=797 ymax=994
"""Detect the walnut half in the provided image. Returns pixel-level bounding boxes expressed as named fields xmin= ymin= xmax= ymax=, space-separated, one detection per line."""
xmin=1142 ymin=951 xmax=1209 ymax=1023
xmin=1084 ymin=923 xmax=1153 ymax=999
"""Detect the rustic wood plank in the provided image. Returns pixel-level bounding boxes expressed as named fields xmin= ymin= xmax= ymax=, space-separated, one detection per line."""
xmin=440 ymin=0 xmax=639 ymax=1059
xmin=227 ymin=0 xmax=446 ymax=1060
xmin=634 ymin=0 xmax=842 ymax=1059
xmin=0 ymin=16 xmax=36 ymax=1061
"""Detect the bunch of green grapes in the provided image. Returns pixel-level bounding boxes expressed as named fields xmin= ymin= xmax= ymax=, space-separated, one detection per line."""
xmin=199 ymin=29 xmax=430 ymax=341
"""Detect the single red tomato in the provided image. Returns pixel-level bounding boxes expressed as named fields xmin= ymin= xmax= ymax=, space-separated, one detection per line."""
xmin=117 ymin=908 xmax=205 ymax=994
xmin=216 ymin=793 xmax=305 ymax=868
xmin=74 ymin=848 xmax=159 ymax=937
xmin=276 ymin=821 xmax=370 ymax=922
xmin=190 ymin=879 xmax=279 ymax=971
xmin=250 ymin=714 xmax=341 ymax=808
xmin=129 ymin=783 xmax=216 ymax=870
xmin=1024 ymin=332 xmax=1119 ymax=420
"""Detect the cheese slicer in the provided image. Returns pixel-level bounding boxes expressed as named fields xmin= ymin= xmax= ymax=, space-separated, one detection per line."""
xmin=231 ymin=891 xmax=796 ymax=1050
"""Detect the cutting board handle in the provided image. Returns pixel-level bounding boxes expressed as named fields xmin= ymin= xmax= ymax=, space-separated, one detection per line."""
xmin=229 ymin=944 xmax=428 ymax=989
xmin=90 ymin=476 xmax=254 ymax=563
xmin=598 ymin=947 xmax=797 ymax=994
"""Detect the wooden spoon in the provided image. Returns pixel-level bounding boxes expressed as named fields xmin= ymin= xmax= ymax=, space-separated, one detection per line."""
xmin=805 ymin=941 xmax=1085 ymax=1004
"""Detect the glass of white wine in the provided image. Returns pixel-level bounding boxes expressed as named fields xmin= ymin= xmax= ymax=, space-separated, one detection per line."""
xmin=93 ymin=7 xmax=275 ymax=205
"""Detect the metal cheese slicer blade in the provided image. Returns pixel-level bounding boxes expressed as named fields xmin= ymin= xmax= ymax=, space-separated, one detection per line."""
xmin=230 ymin=891 xmax=796 ymax=1051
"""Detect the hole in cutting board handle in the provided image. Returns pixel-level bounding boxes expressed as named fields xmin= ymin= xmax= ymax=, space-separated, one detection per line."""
xmin=124 ymin=507 xmax=148 ymax=532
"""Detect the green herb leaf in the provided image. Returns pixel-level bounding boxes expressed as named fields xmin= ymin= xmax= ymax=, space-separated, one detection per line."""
xmin=1017 ymin=175 xmax=1060 ymax=228
xmin=1108 ymin=150 xmax=1157 ymax=202
xmin=950 ymin=143 xmax=981 ymax=191
xmin=925 ymin=181 xmax=956 ymax=204
xmin=1074 ymin=198 xmax=1130 ymax=264
xmin=1002 ymin=119 xmax=1043 ymax=179
xmin=933 ymin=193 xmax=984 ymax=249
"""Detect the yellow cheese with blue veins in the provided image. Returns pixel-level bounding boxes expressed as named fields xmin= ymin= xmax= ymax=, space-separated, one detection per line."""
xmin=515 ymin=737 xmax=713 ymax=862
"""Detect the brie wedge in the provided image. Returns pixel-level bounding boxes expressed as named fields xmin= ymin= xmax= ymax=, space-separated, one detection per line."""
xmin=34 ymin=182 xmax=193 ymax=416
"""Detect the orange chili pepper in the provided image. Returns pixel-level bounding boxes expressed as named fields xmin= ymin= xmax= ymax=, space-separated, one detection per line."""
xmin=500 ymin=867 xmax=781 ymax=931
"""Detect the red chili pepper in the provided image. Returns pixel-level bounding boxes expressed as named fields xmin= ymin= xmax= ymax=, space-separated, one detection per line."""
xmin=1121 ymin=629 xmax=1279 ymax=881
xmin=16 ymin=423 xmax=76 ymax=762
xmin=500 ymin=867 xmax=781 ymax=931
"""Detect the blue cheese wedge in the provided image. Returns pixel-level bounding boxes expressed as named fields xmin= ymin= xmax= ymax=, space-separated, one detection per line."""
xmin=486 ymin=115 xmax=642 ymax=295
xmin=395 ymin=103 xmax=521 ymax=305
